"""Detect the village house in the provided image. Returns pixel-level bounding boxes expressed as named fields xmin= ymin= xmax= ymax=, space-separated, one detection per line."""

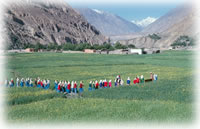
xmin=25 ymin=48 xmax=34 ymax=52
xmin=129 ymin=49 xmax=142 ymax=55
xmin=84 ymin=49 xmax=96 ymax=53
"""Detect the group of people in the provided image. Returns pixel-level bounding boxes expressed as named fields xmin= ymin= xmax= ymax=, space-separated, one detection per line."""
xmin=87 ymin=73 xmax=158 ymax=92
xmin=4 ymin=77 xmax=51 ymax=89
xmin=54 ymin=80 xmax=84 ymax=94
xmin=3 ymin=72 xmax=158 ymax=95
xmin=88 ymin=79 xmax=112 ymax=90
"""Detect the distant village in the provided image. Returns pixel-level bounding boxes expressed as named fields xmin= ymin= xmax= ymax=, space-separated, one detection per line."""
xmin=5 ymin=47 xmax=163 ymax=55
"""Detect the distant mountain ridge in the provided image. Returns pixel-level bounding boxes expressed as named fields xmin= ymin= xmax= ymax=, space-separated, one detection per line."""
xmin=132 ymin=17 xmax=157 ymax=28
xmin=76 ymin=8 xmax=141 ymax=36
xmin=118 ymin=5 xmax=196 ymax=49
xmin=141 ymin=5 xmax=194 ymax=34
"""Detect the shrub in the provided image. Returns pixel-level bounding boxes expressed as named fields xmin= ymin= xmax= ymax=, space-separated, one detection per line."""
xmin=128 ymin=44 xmax=136 ymax=48
xmin=114 ymin=42 xmax=127 ymax=49
xmin=148 ymin=33 xmax=161 ymax=41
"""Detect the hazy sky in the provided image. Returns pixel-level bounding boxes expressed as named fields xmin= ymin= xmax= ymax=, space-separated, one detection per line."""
xmin=65 ymin=0 xmax=188 ymax=21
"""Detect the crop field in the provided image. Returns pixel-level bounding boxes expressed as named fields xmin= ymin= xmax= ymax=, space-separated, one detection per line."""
xmin=5 ymin=50 xmax=194 ymax=123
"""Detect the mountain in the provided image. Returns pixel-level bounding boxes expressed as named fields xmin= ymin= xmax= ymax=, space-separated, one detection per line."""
xmin=141 ymin=5 xmax=194 ymax=34
xmin=118 ymin=5 xmax=196 ymax=49
xmin=5 ymin=0 xmax=107 ymax=49
xmin=76 ymin=8 xmax=141 ymax=36
xmin=131 ymin=17 xmax=157 ymax=28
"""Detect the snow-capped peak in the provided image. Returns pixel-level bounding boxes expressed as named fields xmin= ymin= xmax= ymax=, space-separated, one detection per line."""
xmin=132 ymin=17 xmax=157 ymax=28
xmin=92 ymin=9 xmax=103 ymax=14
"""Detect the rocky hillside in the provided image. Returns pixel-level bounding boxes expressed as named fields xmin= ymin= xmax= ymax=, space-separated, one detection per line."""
xmin=5 ymin=0 xmax=107 ymax=49
xmin=76 ymin=8 xmax=141 ymax=36
xmin=118 ymin=5 xmax=196 ymax=49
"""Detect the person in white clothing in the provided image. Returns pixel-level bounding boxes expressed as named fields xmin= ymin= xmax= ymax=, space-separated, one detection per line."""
xmin=71 ymin=81 xmax=74 ymax=93
xmin=16 ymin=77 xmax=19 ymax=87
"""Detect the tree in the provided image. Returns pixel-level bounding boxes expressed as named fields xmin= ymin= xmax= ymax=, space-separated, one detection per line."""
xmin=114 ymin=42 xmax=127 ymax=49
xmin=34 ymin=42 xmax=43 ymax=51
xmin=128 ymin=44 xmax=136 ymax=48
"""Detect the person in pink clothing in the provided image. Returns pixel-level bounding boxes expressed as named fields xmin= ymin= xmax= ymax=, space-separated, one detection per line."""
xmin=109 ymin=80 xmax=112 ymax=88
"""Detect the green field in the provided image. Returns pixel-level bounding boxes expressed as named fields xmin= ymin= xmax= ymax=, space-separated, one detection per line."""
xmin=5 ymin=50 xmax=194 ymax=123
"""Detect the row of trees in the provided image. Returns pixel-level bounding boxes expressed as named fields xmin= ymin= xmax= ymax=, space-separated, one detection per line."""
xmin=15 ymin=42 xmax=136 ymax=51
xmin=171 ymin=35 xmax=195 ymax=47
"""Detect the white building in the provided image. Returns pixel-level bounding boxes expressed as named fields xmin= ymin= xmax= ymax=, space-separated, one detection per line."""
xmin=129 ymin=49 xmax=142 ymax=55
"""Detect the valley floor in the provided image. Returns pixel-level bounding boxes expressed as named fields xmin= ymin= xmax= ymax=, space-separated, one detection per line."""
xmin=5 ymin=50 xmax=194 ymax=123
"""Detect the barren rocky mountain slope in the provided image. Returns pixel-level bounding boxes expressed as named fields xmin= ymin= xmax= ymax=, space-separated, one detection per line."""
xmin=5 ymin=1 xmax=107 ymax=49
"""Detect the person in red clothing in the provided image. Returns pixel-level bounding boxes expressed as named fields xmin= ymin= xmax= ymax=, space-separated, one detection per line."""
xmin=79 ymin=81 xmax=84 ymax=96
xmin=95 ymin=80 xmax=99 ymax=89
xmin=40 ymin=80 xmax=44 ymax=88
xmin=57 ymin=82 xmax=61 ymax=92
xmin=104 ymin=79 xmax=108 ymax=88
xmin=136 ymin=76 xmax=140 ymax=83
xmin=133 ymin=78 xmax=137 ymax=85
xmin=67 ymin=81 xmax=71 ymax=93
xmin=74 ymin=81 xmax=77 ymax=93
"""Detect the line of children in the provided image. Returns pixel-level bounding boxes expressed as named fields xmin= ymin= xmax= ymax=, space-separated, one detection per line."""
xmin=4 ymin=77 xmax=50 ymax=89
xmin=36 ymin=78 xmax=50 ymax=89
xmin=4 ymin=73 xmax=158 ymax=95
xmin=54 ymin=80 xmax=83 ymax=94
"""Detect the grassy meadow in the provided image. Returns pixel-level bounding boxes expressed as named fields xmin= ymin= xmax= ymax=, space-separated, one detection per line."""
xmin=5 ymin=50 xmax=194 ymax=123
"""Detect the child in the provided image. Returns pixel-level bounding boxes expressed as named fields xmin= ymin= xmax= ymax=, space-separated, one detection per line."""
xmin=99 ymin=80 xmax=103 ymax=88
xmin=74 ymin=81 xmax=77 ymax=93
xmin=25 ymin=78 xmax=29 ymax=87
xmin=67 ymin=81 xmax=71 ymax=93
xmin=20 ymin=78 xmax=24 ymax=87
xmin=57 ymin=82 xmax=61 ymax=93
xmin=10 ymin=78 xmax=14 ymax=87
xmin=127 ymin=77 xmax=130 ymax=86
xmin=104 ymin=79 xmax=108 ymax=88
xmin=95 ymin=80 xmax=99 ymax=89
xmin=117 ymin=78 xmax=121 ymax=86
xmin=88 ymin=81 xmax=92 ymax=91
xmin=103 ymin=80 xmax=105 ymax=88
xmin=79 ymin=81 xmax=84 ymax=96
xmin=37 ymin=79 xmax=41 ymax=88
xmin=64 ymin=81 xmax=67 ymax=92
xmin=121 ymin=79 xmax=124 ymax=86
xmin=136 ymin=76 xmax=140 ymax=84
xmin=92 ymin=81 xmax=95 ymax=90
xmin=46 ymin=79 xmax=50 ymax=89
xmin=16 ymin=77 xmax=19 ymax=87
xmin=114 ymin=79 xmax=117 ymax=87
xmin=40 ymin=80 xmax=44 ymax=88
xmin=109 ymin=80 xmax=112 ymax=88
xmin=71 ymin=81 xmax=74 ymax=93
xmin=153 ymin=74 xmax=158 ymax=82
xmin=34 ymin=78 xmax=37 ymax=87
xmin=55 ymin=80 xmax=58 ymax=90
xmin=42 ymin=80 xmax=46 ymax=89
xmin=140 ymin=75 xmax=144 ymax=83
xmin=30 ymin=78 xmax=33 ymax=87
xmin=61 ymin=81 xmax=65 ymax=93
xmin=133 ymin=78 xmax=137 ymax=85
xmin=8 ymin=81 xmax=12 ymax=87
xmin=4 ymin=78 xmax=8 ymax=87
